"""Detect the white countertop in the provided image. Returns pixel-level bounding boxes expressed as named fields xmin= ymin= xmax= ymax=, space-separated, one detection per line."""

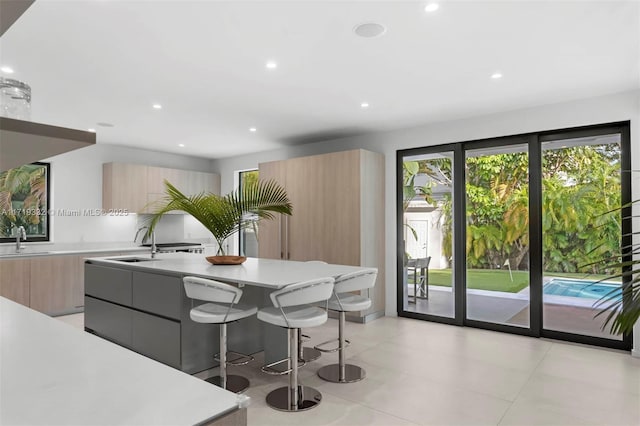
xmin=0 ymin=241 xmax=150 ymax=258
xmin=0 ymin=297 xmax=245 ymax=425
xmin=87 ymin=253 xmax=370 ymax=289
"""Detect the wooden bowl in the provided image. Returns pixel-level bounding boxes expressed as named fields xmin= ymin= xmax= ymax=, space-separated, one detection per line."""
xmin=205 ymin=255 xmax=247 ymax=265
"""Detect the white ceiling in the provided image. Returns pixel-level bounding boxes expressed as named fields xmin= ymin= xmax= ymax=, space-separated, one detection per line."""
xmin=1 ymin=0 xmax=638 ymax=159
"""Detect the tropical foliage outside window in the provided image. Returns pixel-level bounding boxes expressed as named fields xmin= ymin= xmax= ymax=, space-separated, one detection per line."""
xmin=403 ymin=144 xmax=621 ymax=276
xmin=239 ymin=169 xmax=260 ymax=257
xmin=0 ymin=162 xmax=50 ymax=242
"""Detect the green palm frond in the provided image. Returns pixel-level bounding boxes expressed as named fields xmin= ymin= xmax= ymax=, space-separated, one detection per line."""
xmin=144 ymin=179 xmax=291 ymax=255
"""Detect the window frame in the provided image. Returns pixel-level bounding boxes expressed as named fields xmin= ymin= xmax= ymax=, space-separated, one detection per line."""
xmin=0 ymin=161 xmax=51 ymax=243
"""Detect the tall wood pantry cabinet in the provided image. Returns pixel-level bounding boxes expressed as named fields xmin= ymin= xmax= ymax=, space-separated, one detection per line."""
xmin=258 ymin=149 xmax=385 ymax=322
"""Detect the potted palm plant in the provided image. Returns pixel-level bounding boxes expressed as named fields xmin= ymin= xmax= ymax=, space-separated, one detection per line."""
xmin=594 ymin=199 xmax=640 ymax=337
xmin=144 ymin=179 xmax=291 ymax=264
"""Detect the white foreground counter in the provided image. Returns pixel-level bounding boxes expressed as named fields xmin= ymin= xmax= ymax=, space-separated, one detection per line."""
xmin=0 ymin=297 xmax=246 ymax=425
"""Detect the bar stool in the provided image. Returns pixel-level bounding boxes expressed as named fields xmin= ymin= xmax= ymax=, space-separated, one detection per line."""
xmin=315 ymin=268 xmax=378 ymax=383
xmin=183 ymin=276 xmax=257 ymax=393
xmin=257 ymin=277 xmax=335 ymax=412
xmin=297 ymin=260 xmax=329 ymax=363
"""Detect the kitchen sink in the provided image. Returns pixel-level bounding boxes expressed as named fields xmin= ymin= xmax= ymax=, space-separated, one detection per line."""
xmin=108 ymin=257 xmax=158 ymax=263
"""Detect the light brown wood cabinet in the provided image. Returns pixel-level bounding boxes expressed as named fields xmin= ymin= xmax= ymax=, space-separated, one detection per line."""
xmin=29 ymin=255 xmax=81 ymax=315
xmin=258 ymin=149 xmax=385 ymax=321
xmin=103 ymin=163 xmax=220 ymax=213
xmin=0 ymin=258 xmax=30 ymax=306
xmin=0 ymin=250 xmax=145 ymax=316
xmin=103 ymin=163 xmax=148 ymax=213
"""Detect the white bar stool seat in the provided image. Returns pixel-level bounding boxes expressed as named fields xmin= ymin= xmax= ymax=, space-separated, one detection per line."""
xmin=315 ymin=268 xmax=377 ymax=384
xmin=184 ymin=276 xmax=257 ymax=394
xmin=327 ymin=294 xmax=371 ymax=312
xmin=257 ymin=306 xmax=328 ymax=329
xmin=257 ymin=277 xmax=334 ymax=412
xmin=190 ymin=302 xmax=258 ymax=323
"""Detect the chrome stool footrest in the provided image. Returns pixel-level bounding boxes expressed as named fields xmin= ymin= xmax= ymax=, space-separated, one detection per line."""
xmin=226 ymin=351 xmax=255 ymax=366
xmin=261 ymin=357 xmax=307 ymax=375
xmin=214 ymin=350 xmax=255 ymax=366
xmin=313 ymin=337 xmax=350 ymax=353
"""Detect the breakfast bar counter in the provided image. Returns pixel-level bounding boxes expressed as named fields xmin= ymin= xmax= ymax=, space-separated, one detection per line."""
xmin=0 ymin=296 xmax=247 ymax=425
xmin=83 ymin=253 xmax=368 ymax=374
xmin=84 ymin=253 xmax=364 ymax=289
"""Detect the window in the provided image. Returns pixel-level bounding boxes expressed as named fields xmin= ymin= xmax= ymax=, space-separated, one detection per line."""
xmin=238 ymin=169 xmax=259 ymax=257
xmin=0 ymin=162 xmax=50 ymax=242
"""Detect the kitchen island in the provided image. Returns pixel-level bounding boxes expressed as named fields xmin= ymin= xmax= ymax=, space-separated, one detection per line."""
xmin=0 ymin=296 xmax=247 ymax=425
xmin=84 ymin=253 xmax=368 ymax=374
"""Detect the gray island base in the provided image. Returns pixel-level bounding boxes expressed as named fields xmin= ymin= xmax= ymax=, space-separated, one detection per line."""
xmin=83 ymin=253 xmax=367 ymax=374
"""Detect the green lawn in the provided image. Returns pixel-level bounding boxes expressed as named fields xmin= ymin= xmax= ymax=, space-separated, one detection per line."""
xmin=416 ymin=269 xmax=618 ymax=293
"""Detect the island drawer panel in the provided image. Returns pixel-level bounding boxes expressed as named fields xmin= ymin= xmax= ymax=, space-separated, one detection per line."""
xmin=84 ymin=296 xmax=133 ymax=347
xmin=85 ymin=264 xmax=132 ymax=306
xmin=132 ymin=311 xmax=181 ymax=368
xmin=132 ymin=272 xmax=182 ymax=320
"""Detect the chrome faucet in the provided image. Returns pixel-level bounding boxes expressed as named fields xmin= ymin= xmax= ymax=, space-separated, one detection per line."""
xmin=15 ymin=226 xmax=26 ymax=252
xmin=135 ymin=225 xmax=156 ymax=259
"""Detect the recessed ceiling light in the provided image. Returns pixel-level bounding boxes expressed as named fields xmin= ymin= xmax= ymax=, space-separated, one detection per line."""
xmin=491 ymin=72 xmax=503 ymax=79
xmin=178 ymin=143 xmax=185 ymax=147
xmin=97 ymin=122 xmax=114 ymax=127
xmin=87 ymin=128 xmax=96 ymax=133
xmin=354 ymin=22 xmax=386 ymax=38
xmin=249 ymin=127 xmax=257 ymax=132
xmin=424 ymin=3 xmax=439 ymax=12
xmin=360 ymin=102 xmax=370 ymax=108
xmin=265 ymin=61 xmax=277 ymax=70
xmin=1 ymin=66 xmax=14 ymax=74
xmin=152 ymin=104 xmax=162 ymax=109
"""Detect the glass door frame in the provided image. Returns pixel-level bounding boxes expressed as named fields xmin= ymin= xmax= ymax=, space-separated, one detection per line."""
xmin=396 ymin=121 xmax=632 ymax=350
xmin=537 ymin=123 xmax=632 ymax=349
xmin=396 ymin=143 xmax=464 ymax=327
xmin=461 ymin=135 xmax=536 ymax=338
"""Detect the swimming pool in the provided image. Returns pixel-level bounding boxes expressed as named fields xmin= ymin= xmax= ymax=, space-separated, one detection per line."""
xmin=543 ymin=278 xmax=621 ymax=300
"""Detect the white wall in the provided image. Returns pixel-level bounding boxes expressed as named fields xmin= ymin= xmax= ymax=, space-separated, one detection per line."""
xmin=43 ymin=143 xmax=214 ymax=244
xmin=212 ymin=89 xmax=640 ymax=352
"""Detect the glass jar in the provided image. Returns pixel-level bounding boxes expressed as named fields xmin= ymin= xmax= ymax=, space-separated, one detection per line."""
xmin=0 ymin=77 xmax=31 ymax=120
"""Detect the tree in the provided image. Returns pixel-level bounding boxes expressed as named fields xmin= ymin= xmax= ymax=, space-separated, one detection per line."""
xmin=403 ymin=143 xmax=621 ymax=275
xmin=0 ymin=164 xmax=47 ymax=238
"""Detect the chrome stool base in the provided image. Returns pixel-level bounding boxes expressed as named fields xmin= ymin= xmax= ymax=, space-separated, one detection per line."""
xmin=266 ymin=386 xmax=322 ymax=412
xmin=301 ymin=346 xmax=322 ymax=362
xmin=317 ymin=363 xmax=366 ymax=383
xmin=205 ymin=374 xmax=250 ymax=393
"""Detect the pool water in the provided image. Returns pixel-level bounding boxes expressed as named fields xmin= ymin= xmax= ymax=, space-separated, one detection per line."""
xmin=543 ymin=278 xmax=621 ymax=300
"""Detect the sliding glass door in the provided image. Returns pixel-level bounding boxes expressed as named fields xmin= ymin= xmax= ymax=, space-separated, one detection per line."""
xmin=465 ymin=143 xmax=530 ymax=328
xmin=541 ymin=133 xmax=624 ymax=340
xmin=397 ymin=122 xmax=631 ymax=349
xmin=400 ymin=149 xmax=456 ymax=319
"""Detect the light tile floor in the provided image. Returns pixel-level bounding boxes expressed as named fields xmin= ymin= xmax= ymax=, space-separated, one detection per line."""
xmin=55 ymin=313 xmax=640 ymax=426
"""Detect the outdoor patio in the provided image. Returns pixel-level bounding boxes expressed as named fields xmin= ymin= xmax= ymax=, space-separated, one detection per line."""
xmin=405 ymin=285 xmax=622 ymax=341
